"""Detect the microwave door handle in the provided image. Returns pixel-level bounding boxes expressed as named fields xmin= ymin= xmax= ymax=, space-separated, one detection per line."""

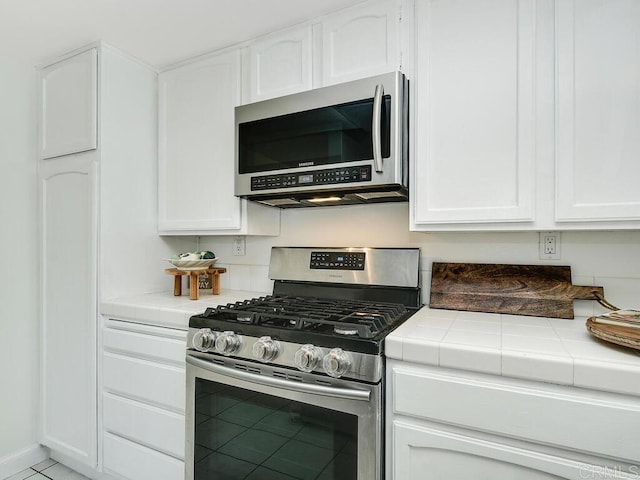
xmin=372 ymin=83 xmax=384 ymax=173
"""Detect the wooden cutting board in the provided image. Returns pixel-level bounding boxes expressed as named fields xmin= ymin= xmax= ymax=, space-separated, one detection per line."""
xmin=429 ymin=263 xmax=604 ymax=319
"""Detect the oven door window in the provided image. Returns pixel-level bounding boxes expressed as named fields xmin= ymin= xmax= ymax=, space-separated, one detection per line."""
xmin=195 ymin=378 xmax=358 ymax=480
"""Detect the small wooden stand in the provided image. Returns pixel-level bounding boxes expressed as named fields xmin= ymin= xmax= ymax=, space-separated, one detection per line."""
xmin=165 ymin=267 xmax=227 ymax=300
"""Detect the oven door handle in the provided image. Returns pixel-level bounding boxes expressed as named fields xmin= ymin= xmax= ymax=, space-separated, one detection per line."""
xmin=186 ymin=355 xmax=371 ymax=402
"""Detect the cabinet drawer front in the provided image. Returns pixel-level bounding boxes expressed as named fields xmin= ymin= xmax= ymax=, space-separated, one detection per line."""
xmin=103 ymin=353 xmax=185 ymax=412
xmin=392 ymin=365 xmax=640 ymax=462
xmin=103 ymin=393 xmax=185 ymax=459
xmin=103 ymin=322 xmax=187 ymax=365
xmin=104 ymin=432 xmax=184 ymax=480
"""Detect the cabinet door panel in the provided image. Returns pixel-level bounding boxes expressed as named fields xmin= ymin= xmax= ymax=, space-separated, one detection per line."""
xmin=393 ymin=422 xmax=632 ymax=480
xmin=412 ymin=0 xmax=536 ymax=225
xmin=248 ymin=27 xmax=313 ymax=101
xmin=40 ymin=48 xmax=97 ymax=159
xmin=321 ymin=0 xmax=399 ymax=85
xmin=158 ymin=51 xmax=242 ymax=232
xmin=39 ymin=157 xmax=98 ymax=466
xmin=555 ymin=0 xmax=640 ymax=222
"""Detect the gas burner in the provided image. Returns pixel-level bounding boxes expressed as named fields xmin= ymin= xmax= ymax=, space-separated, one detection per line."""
xmin=334 ymin=326 xmax=358 ymax=336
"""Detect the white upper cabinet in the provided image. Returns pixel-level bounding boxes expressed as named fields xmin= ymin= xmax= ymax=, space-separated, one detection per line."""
xmin=320 ymin=0 xmax=401 ymax=86
xmin=411 ymin=0 xmax=536 ymax=228
xmin=158 ymin=49 xmax=280 ymax=235
xmin=410 ymin=0 xmax=640 ymax=231
xmin=39 ymin=48 xmax=98 ymax=159
xmin=245 ymin=0 xmax=402 ymax=102
xmin=247 ymin=26 xmax=313 ymax=102
xmin=555 ymin=0 xmax=640 ymax=225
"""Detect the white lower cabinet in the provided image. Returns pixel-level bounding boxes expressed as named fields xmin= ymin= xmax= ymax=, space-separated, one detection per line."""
xmin=393 ymin=422 xmax=636 ymax=480
xmin=101 ymin=319 xmax=187 ymax=480
xmin=387 ymin=361 xmax=640 ymax=480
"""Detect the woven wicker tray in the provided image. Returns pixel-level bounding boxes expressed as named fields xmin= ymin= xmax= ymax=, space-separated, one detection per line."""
xmin=586 ymin=310 xmax=640 ymax=351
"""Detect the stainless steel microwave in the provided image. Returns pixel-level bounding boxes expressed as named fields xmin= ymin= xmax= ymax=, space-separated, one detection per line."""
xmin=234 ymin=71 xmax=408 ymax=207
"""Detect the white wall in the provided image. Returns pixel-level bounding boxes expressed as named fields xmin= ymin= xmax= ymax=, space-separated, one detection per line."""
xmin=201 ymin=203 xmax=640 ymax=317
xmin=0 ymin=58 xmax=40 ymax=459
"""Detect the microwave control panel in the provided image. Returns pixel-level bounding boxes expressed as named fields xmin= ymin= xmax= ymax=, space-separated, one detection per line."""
xmin=309 ymin=251 xmax=366 ymax=270
xmin=250 ymin=165 xmax=372 ymax=191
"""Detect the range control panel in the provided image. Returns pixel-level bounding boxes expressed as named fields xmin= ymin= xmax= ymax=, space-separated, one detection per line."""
xmin=251 ymin=165 xmax=372 ymax=191
xmin=310 ymin=251 xmax=366 ymax=270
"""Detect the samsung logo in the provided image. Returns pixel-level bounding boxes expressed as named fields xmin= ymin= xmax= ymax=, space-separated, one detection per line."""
xmin=299 ymin=161 xmax=314 ymax=167
xmin=328 ymin=274 xmax=343 ymax=279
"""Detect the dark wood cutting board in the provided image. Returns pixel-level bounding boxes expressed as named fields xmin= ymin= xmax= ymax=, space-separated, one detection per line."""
xmin=429 ymin=263 xmax=604 ymax=319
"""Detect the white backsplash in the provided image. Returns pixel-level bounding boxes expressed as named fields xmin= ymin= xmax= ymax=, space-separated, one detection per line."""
xmin=199 ymin=202 xmax=640 ymax=315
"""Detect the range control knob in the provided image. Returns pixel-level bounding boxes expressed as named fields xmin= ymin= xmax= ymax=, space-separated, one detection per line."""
xmin=192 ymin=328 xmax=217 ymax=352
xmin=323 ymin=348 xmax=352 ymax=378
xmin=252 ymin=336 xmax=280 ymax=362
xmin=294 ymin=344 xmax=323 ymax=372
xmin=215 ymin=331 xmax=241 ymax=355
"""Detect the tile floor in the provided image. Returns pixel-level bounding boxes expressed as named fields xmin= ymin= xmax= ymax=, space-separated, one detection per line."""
xmin=4 ymin=460 xmax=89 ymax=480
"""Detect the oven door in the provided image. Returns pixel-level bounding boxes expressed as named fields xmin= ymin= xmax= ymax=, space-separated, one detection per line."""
xmin=186 ymin=353 xmax=382 ymax=480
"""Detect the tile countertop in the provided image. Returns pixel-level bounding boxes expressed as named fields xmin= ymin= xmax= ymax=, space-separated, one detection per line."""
xmin=102 ymin=292 xmax=640 ymax=398
xmin=100 ymin=289 xmax=269 ymax=330
xmin=386 ymin=307 xmax=640 ymax=398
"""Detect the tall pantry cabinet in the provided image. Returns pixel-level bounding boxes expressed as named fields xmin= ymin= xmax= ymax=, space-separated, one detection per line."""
xmin=37 ymin=42 xmax=169 ymax=473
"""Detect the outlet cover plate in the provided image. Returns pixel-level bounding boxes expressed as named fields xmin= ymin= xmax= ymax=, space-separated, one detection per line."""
xmin=539 ymin=232 xmax=561 ymax=260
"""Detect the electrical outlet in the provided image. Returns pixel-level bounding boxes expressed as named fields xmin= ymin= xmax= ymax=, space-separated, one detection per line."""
xmin=233 ymin=236 xmax=246 ymax=256
xmin=539 ymin=232 xmax=561 ymax=260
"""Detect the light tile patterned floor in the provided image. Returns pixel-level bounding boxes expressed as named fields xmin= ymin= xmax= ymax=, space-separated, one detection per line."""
xmin=4 ymin=460 xmax=89 ymax=480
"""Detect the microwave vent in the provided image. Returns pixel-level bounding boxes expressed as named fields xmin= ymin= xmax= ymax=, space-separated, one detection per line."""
xmin=257 ymin=198 xmax=301 ymax=207
xmin=353 ymin=191 xmax=407 ymax=200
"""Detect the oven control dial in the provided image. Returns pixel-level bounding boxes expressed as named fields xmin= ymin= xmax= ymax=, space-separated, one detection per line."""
xmin=192 ymin=328 xmax=217 ymax=352
xmin=252 ymin=336 xmax=280 ymax=362
xmin=215 ymin=331 xmax=241 ymax=355
xmin=294 ymin=344 xmax=323 ymax=372
xmin=322 ymin=348 xmax=352 ymax=378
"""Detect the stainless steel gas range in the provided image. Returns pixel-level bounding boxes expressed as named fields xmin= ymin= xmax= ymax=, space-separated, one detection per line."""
xmin=185 ymin=247 xmax=421 ymax=480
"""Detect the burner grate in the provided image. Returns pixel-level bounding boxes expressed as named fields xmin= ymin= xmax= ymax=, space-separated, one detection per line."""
xmin=202 ymin=295 xmax=407 ymax=339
